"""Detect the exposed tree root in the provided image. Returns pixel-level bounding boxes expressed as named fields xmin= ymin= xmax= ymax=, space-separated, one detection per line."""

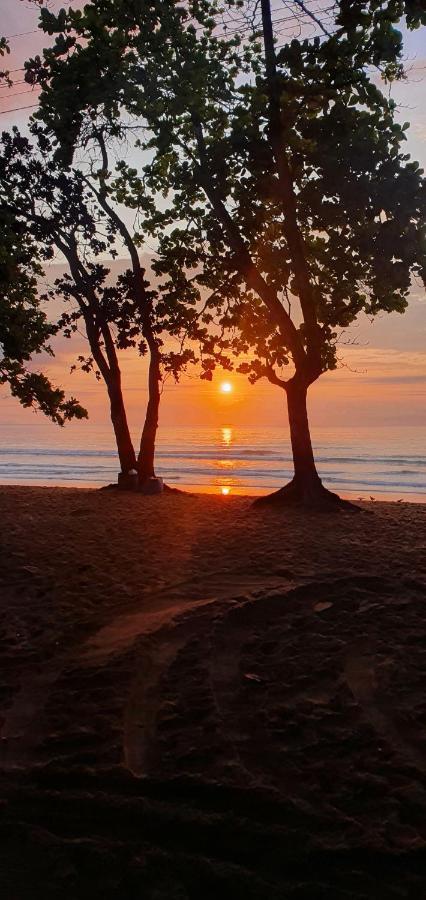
xmin=162 ymin=483 xmax=188 ymax=495
xmin=252 ymin=478 xmax=361 ymax=512
xmin=99 ymin=481 xmax=187 ymax=495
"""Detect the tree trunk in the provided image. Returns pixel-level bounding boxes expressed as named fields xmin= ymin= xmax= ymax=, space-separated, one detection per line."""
xmin=287 ymin=379 xmax=322 ymax=495
xmin=107 ymin=374 xmax=137 ymax=475
xmin=81 ymin=310 xmax=137 ymax=478
xmin=137 ymin=342 xmax=160 ymax=484
xmin=254 ymin=378 xmax=358 ymax=511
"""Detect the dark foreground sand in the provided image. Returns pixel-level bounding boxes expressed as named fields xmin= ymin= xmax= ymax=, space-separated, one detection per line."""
xmin=1 ymin=486 xmax=426 ymax=898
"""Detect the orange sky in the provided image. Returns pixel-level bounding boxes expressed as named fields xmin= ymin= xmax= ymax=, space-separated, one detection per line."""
xmin=2 ymin=316 xmax=425 ymax=432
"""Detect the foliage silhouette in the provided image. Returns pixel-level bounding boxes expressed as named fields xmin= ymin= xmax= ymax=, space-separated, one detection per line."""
xmin=22 ymin=1 xmax=426 ymax=503
xmin=0 ymin=126 xmax=196 ymax=477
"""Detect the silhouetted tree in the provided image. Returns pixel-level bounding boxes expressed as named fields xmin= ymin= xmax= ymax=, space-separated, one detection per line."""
xmin=0 ymin=127 xmax=195 ymax=481
xmin=0 ymin=37 xmax=10 ymax=84
xmin=1 ymin=36 xmax=86 ymax=425
xmin=0 ymin=206 xmax=87 ymax=425
xmin=25 ymin=0 xmax=426 ymax=506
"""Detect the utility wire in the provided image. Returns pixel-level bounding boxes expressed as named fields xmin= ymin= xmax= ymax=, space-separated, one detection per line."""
xmin=3 ymin=2 xmax=337 ymax=51
xmin=0 ymin=85 xmax=40 ymax=97
xmin=1 ymin=0 xmax=338 ymax=115
xmin=0 ymin=102 xmax=39 ymax=115
xmin=3 ymin=29 xmax=40 ymax=40
xmin=290 ymin=0 xmax=334 ymax=36
xmin=0 ymin=78 xmax=28 ymax=87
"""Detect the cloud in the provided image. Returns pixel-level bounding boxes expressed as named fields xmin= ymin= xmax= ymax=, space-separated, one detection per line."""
xmin=332 ymin=346 xmax=426 ymax=380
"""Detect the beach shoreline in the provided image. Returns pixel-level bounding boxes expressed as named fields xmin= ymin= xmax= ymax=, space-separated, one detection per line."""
xmin=0 ymin=480 xmax=425 ymax=502
xmin=1 ymin=486 xmax=426 ymax=897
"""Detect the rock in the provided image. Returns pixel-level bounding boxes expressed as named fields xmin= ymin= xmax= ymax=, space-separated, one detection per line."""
xmin=140 ymin=477 xmax=164 ymax=495
xmin=117 ymin=471 xmax=138 ymax=491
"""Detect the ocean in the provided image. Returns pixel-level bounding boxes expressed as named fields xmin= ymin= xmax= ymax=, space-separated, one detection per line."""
xmin=0 ymin=423 xmax=425 ymax=500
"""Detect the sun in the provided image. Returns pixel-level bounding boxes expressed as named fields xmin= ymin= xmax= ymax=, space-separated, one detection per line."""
xmin=220 ymin=381 xmax=233 ymax=394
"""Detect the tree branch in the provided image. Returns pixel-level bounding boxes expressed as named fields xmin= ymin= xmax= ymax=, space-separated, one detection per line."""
xmin=83 ymin=136 xmax=159 ymax=356
xmin=56 ymin=236 xmax=113 ymax=384
xmin=292 ymin=0 xmax=332 ymax=39
xmin=191 ymin=114 xmax=306 ymax=371
xmin=260 ymin=0 xmax=323 ymax=378
xmin=266 ymin=366 xmax=288 ymax=389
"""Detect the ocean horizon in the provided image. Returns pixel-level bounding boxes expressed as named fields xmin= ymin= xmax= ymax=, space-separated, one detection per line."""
xmin=0 ymin=423 xmax=425 ymax=501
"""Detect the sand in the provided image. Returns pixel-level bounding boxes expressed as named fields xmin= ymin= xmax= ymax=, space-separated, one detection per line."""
xmin=1 ymin=485 xmax=426 ymax=898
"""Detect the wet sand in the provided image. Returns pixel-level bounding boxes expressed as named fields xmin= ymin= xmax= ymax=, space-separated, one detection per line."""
xmin=1 ymin=486 xmax=426 ymax=898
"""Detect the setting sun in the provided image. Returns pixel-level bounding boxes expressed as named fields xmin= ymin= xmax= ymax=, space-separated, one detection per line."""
xmin=220 ymin=381 xmax=233 ymax=394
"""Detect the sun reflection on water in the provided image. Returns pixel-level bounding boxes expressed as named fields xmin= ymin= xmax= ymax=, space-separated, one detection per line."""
xmin=221 ymin=426 xmax=233 ymax=446
xmin=218 ymin=426 xmax=235 ymax=494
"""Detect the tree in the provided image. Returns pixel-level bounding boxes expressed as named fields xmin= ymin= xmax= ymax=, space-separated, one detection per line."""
xmin=1 ymin=36 xmax=87 ymax=426
xmin=25 ymin=0 xmax=426 ymax=506
xmin=0 ymin=125 xmax=195 ymax=482
xmin=0 ymin=204 xmax=88 ymax=425
xmin=0 ymin=36 xmax=10 ymax=85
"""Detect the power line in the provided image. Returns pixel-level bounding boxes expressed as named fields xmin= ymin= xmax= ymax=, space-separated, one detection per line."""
xmin=0 ymin=102 xmax=39 ymax=115
xmin=213 ymin=9 xmax=332 ymax=38
xmin=3 ymin=29 xmax=40 ymax=40
xmin=211 ymin=0 xmax=336 ymax=35
xmin=0 ymin=85 xmax=40 ymax=97
xmin=0 ymin=78 xmax=28 ymax=88
xmin=274 ymin=13 xmax=337 ymax=39
xmin=2 ymin=2 xmax=338 ymax=56
xmin=0 ymin=0 xmax=338 ymax=117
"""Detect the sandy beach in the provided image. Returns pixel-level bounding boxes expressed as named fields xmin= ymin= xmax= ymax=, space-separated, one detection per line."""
xmin=1 ymin=485 xmax=426 ymax=898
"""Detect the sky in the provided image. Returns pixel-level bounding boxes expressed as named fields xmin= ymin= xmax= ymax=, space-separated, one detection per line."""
xmin=1 ymin=0 xmax=425 ymax=439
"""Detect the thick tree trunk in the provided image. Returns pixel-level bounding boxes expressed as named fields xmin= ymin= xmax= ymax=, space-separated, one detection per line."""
xmin=254 ymin=379 xmax=358 ymax=511
xmin=107 ymin=375 xmax=137 ymax=475
xmin=286 ymin=379 xmax=322 ymax=495
xmin=137 ymin=343 xmax=160 ymax=484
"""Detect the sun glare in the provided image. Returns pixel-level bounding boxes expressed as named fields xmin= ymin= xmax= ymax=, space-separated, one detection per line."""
xmin=221 ymin=487 xmax=230 ymax=495
xmin=220 ymin=381 xmax=233 ymax=394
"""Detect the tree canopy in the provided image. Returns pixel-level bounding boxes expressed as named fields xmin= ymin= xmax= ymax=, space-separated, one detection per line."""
xmin=0 ymin=121 xmax=198 ymax=476
xmin=0 ymin=202 xmax=87 ymax=425
xmin=10 ymin=1 xmax=426 ymax=499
